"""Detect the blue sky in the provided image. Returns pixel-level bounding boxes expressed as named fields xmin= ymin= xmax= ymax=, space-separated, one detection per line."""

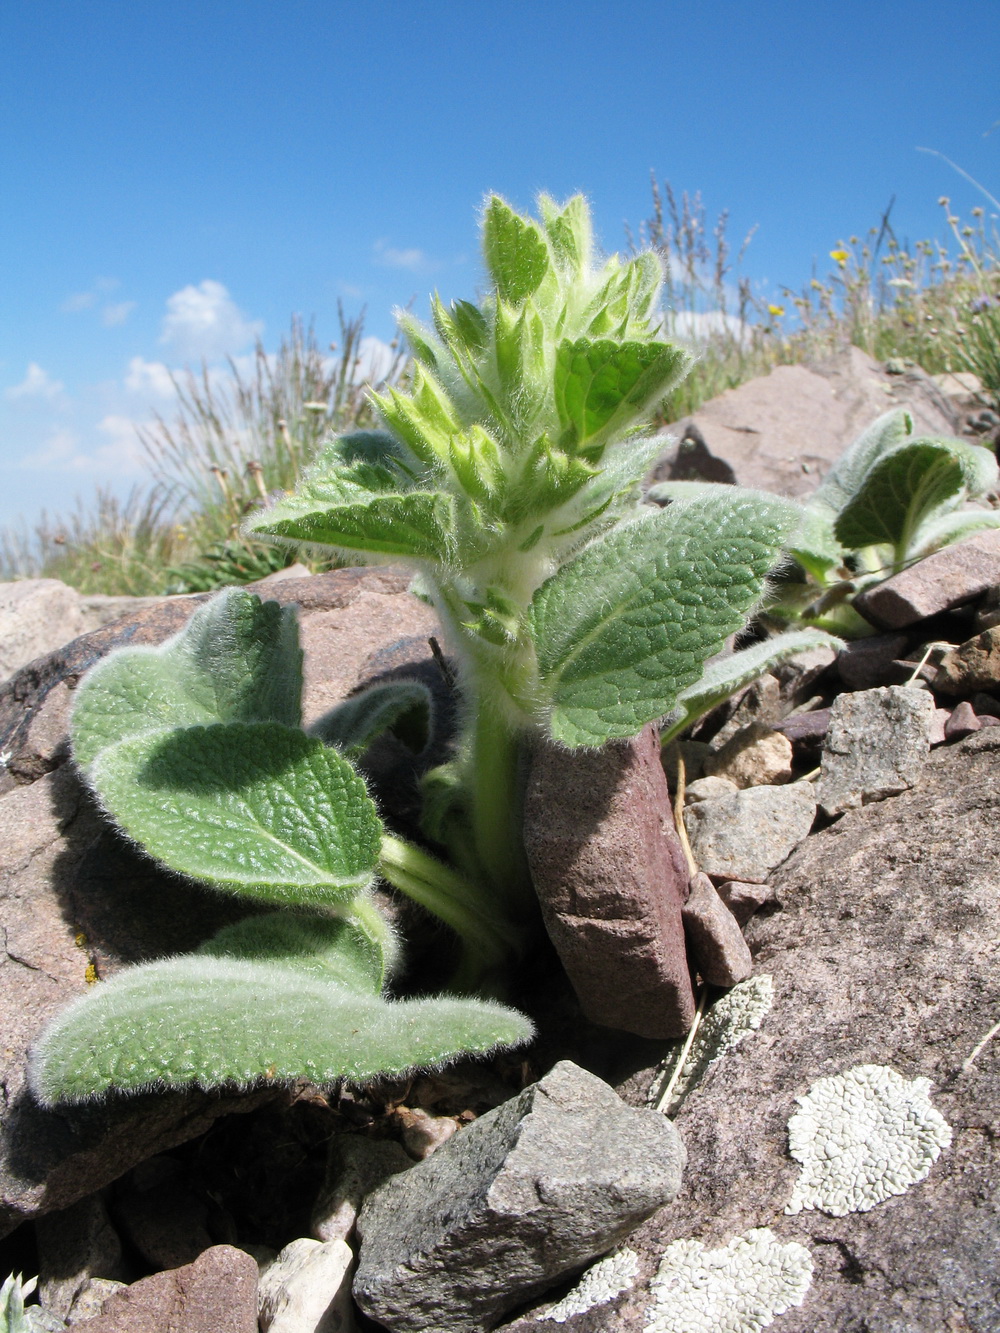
xmin=2 ymin=1 xmax=998 ymax=534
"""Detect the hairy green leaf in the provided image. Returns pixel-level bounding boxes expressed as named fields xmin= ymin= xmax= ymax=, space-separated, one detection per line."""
xmin=554 ymin=337 xmax=689 ymax=457
xmin=907 ymin=506 xmax=1000 ymax=560
xmin=198 ymin=910 xmax=390 ymax=992
xmin=834 ymin=440 xmax=968 ymax=553
xmin=72 ymin=589 xmax=303 ymax=770
xmin=30 ymin=955 xmax=535 ymax=1104
xmin=531 ymin=493 xmax=799 ymax=746
xmin=661 ymin=628 xmax=842 ymax=745
xmin=537 ymin=194 xmax=591 ymax=274
xmin=91 ymin=722 xmax=382 ymax=908
xmin=482 ymin=196 xmax=550 ymax=306
xmin=813 ymin=409 xmax=914 ymax=513
xmin=309 ymin=680 xmax=431 ymax=757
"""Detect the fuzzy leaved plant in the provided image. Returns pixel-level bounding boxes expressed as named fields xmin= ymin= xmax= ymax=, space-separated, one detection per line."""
xmin=248 ymin=193 xmax=832 ymax=891
xmin=33 ymin=194 xmax=830 ymax=1106
xmin=30 ymin=591 xmax=531 ymax=1104
xmin=653 ymin=408 xmax=1000 ymax=638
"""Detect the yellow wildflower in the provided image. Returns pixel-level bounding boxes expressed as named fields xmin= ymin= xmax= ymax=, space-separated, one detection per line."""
xmin=767 ymin=304 xmax=785 ymax=317
xmin=829 ymin=249 xmax=849 ymax=266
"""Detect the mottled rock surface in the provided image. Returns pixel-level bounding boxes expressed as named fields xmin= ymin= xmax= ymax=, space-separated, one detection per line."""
xmin=523 ymin=727 xmax=695 ymax=1039
xmin=501 ymin=732 xmax=1000 ymax=1333
xmin=354 ymin=1061 xmax=686 ymax=1333
xmin=683 ymin=783 xmax=816 ymax=883
xmin=71 ymin=1244 xmax=258 ymax=1333
xmin=311 ymin=1137 xmax=413 ymax=1243
xmin=816 ymin=685 xmax=935 ymax=815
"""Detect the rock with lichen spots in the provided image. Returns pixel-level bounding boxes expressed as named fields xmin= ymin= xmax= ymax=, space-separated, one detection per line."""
xmin=539 ymin=1249 xmax=640 ymax=1324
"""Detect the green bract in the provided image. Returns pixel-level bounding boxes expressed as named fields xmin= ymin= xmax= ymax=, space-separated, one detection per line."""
xmin=34 ymin=195 xmax=827 ymax=1107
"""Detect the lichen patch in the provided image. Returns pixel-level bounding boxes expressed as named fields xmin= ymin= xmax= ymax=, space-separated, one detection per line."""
xmin=785 ymin=1063 xmax=952 ymax=1217
xmin=644 ymin=1227 xmax=812 ymax=1333
xmin=539 ymin=1248 xmax=639 ymax=1323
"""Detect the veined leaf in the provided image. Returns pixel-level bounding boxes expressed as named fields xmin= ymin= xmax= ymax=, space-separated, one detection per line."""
xmin=91 ymin=722 xmax=382 ymax=908
xmin=554 ymin=337 xmax=690 ymax=458
xmin=72 ymin=589 xmax=303 ymax=770
xmin=482 ymin=196 xmax=550 ymax=306
xmin=309 ymin=680 xmax=431 ymax=757
xmin=530 ymin=493 xmax=799 ymax=746
xmin=834 ymin=440 xmax=968 ymax=555
xmin=198 ymin=910 xmax=390 ymax=993
xmin=29 ymin=954 xmax=535 ymax=1103
xmin=661 ymin=628 xmax=843 ymax=745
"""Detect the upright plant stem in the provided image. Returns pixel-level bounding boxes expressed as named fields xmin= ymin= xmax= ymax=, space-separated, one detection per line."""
xmin=467 ymin=691 xmax=534 ymax=916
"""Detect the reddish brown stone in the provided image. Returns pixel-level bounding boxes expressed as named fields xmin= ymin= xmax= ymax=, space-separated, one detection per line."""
xmin=854 ymin=529 xmax=1000 ymax=630
xmin=681 ymin=872 xmax=753 ymax=986
xmin=73 ymin=1245 xmax=258 ymax=1332
xmin=523 ymin=726 xmax=696 ymax=1039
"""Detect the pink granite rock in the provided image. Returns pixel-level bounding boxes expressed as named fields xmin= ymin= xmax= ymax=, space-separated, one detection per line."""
xmin=72 ymin=1245 xmax=258 ymax=1332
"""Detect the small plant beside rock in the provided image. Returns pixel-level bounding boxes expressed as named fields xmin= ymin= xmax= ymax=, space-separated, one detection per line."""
xmin=29 ymin=195 xmax=831 ymax=1105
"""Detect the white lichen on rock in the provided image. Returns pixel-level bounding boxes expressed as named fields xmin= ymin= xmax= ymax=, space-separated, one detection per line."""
xmin=785 ymin=1063 xmax=953 ymax=1217
xmin=539 ymin=1248 xmax=640 ymax=1323
xmin=649 ymin=974 xmax=774 ymax=1113
xmin=644 ymin=1227 xmax=812 ymax=1333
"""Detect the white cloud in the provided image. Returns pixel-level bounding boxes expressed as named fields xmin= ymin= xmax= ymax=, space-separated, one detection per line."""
xmin=102 ymin=301 xmax=137 ymax=327
xmin=61 ymin=291 xmax=96 ymax=313
xmin=660 ymin=309 xmax=748 ymax=346
xmin=125 ymin=357 xmax=176 ymax=399
xmin=17 ymin=416 xmax=147 ymax=475
xmin=19 ymin=427 xmax=80 ymax=468
xmin=160 ymin=279 xmax=262 ymax=360
xmin=373 ymin=239 xmax=436 ymax=273
xmin=6 ymin=363 xmax=65 ymax=401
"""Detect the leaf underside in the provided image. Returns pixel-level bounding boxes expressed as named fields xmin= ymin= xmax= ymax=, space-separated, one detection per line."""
xmin=834 ymin=441 xmax=967 ymax=551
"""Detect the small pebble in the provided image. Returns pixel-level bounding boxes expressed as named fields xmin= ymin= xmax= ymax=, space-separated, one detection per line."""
xmin=944 ymin=701 xmax=981 ymax=741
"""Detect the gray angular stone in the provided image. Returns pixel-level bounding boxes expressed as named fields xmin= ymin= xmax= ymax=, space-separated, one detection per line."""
xmin=835 ymin=631 xmax=912 ymax=690
xmin=683 ymin=784 xmax=817 ymax=883
xmin=66 ymin=1279 xmax=126 ymax=1325
xmin=523 ymin=728 xmax=695 ymax=1040
xmin=311 ymin=1136 xmax=413 ymax=1243
xmin=816 ymin=685 xmax=935 ymax=816
xmin=683 ymin=775 xmax=738 ymax=804
xmin=353 ymin=1061 xmax=686 ymax=1333
xmin=681 ymin=873 xmax=753 ymax=987
xmin=853 ymin=529 xmax=1000 ymax=629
